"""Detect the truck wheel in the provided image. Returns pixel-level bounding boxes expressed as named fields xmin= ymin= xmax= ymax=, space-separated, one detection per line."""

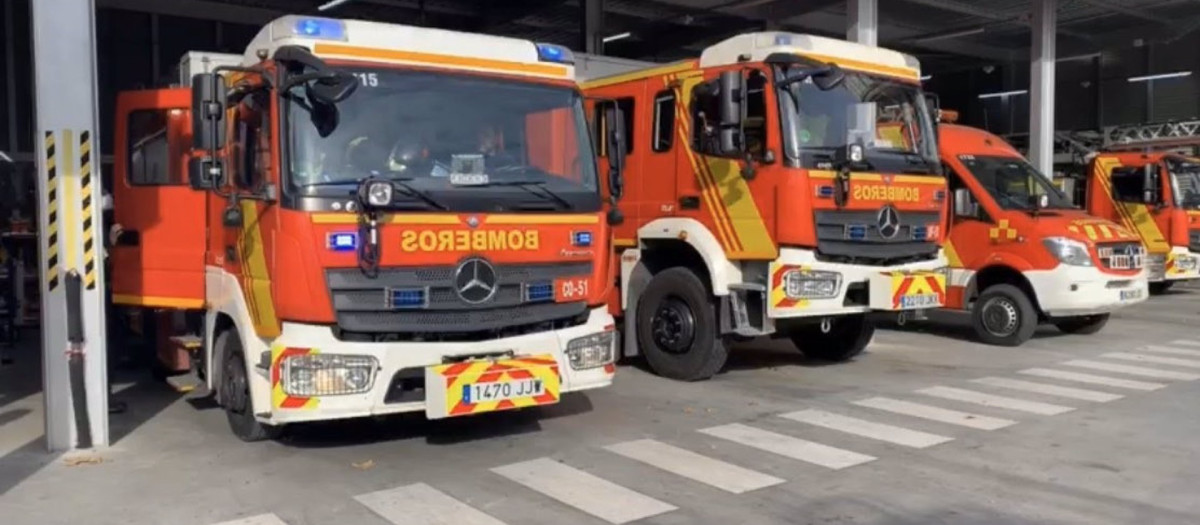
xmin=1053 ymin=314 xmax=1110 ymax=335
xmin=1149 ymin=281 xmax=1174 ymax=295
xmin=789 ymin=315 xmax=874 ymax=362
xmin=971 ymin=284 xmax=1038 ymax=346
xmin=635 ymin=267 xmax=727 ymax=381
xmin=216 ymin=330 xmax=282 ymax=442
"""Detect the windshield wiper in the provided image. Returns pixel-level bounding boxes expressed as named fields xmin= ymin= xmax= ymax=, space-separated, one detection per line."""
xmin=391 ymin=177 xmax=450 ymax=210
xmin=481 ymin=179 xmax=574 ymax=211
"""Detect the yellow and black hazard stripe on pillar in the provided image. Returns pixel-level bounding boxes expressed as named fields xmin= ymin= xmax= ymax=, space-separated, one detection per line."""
xmin=44 ymin=131 xmax=60 ymax=292
xmin=79 ymin=131 xmax=97 ymax=290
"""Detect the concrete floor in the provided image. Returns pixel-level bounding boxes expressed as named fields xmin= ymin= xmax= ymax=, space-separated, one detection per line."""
xmin=3 ymin=284 xmax=1200 ymax=525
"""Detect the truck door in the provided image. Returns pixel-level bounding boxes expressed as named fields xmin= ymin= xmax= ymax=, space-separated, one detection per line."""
xmin=1109 ymin=165 xmax=1171 ymax=253
xmin=110 ymin=89 xmax=207 ymax=308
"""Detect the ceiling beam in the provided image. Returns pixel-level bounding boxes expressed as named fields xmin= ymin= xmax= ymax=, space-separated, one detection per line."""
xmin=898 ymin=0 xmax=1096 ymax=42
xmin=1072 ymin=0 xmax=1175 ymax=26
xmin=473 ymin=0 xmax=565 ymax=32
xmin=97 ymin=0 xmax=280 ymax=25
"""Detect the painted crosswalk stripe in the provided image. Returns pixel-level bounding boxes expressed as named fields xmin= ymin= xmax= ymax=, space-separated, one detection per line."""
xmin=1018 ymin=368 xmax=1166 ymax=391
xmin=1169 ymin=339 xmax=1200 ymax=348
xmin=778 ymin=409 xmax=952 ymax=449
xmin=605 ymin=439 xmax=784 ymax=494
xmin=355 ymin=483 xmax=508 ymax=525
xmin=916 ymin=386 xmax=1074 ymax=415
xmin=970 ymin=377 xmax=1123 ymax=402
xmin=492 ymin=458 xmax=676 ymax=524
xmin=1062 ymin=360 xmax=1200 ymax=381
xmin=852 ymin=397 xmax=1015 ymax=430
xmin=1142 ymin=345 xmax=1200 ymax=357
xmin=698 ymin=423 xmax=876 ymax=470
xmin=1102 ymin=352 xmax=1200 ymax=369
xmin=210 ymin=514 xmax=290 ymax=525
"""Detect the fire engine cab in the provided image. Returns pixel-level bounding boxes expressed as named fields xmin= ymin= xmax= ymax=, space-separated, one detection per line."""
xmin=110 ymin=16 xmax=626 ymax=440
xmin=584 ymin=33 xmax=948 ymax=380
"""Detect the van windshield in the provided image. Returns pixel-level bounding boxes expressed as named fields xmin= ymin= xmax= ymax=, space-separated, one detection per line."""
xmin=957 ymin=154 xmax=1075 ymax=210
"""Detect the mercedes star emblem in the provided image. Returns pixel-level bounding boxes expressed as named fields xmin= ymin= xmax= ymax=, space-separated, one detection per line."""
xmin=877 ymin=205 xmax=902 ymax=240
xmin=454 ymin=257 xmax=498 ymax=304
xmin=466 ymin=216 xmax=481 ymax=228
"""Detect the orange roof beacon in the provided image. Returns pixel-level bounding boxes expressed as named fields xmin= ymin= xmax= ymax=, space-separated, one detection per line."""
xmin=939 ymin=124 xmax=1148 ymax=346
xmin=109 ymin=16 xmax=626 ymax=441
xmin=582 ymin=33 xmax=949 ymax=381
xmin=1084 ymin=151 xmax=1200 ymax=294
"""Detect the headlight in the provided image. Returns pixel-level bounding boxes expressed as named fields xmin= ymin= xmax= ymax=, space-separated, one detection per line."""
xmin=1178 ymin=255 xmax=1199 ymax=271
xmin=282 ymin=354 xmax=378 ymax=396
xmin=366 ymin=181 xmax=392 ymax=207
xmin=565 ymin=331 xmax=615 ymax=370
xmin=1041 ymin=237 xmax=1093 ymax=267
xmin=784 ymin=270 xmax=842 ymax=299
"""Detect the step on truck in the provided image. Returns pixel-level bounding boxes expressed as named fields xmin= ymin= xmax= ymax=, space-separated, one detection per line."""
xmin=582 ymin=33 xmax=949 ymax=381
xmin=110 ymin=15 xmax=627 ymax=440
xmin=939 ymin=124 xmax=1148 ymax=346
xmin=1084 ymin=150 xmax=1200 ymax=294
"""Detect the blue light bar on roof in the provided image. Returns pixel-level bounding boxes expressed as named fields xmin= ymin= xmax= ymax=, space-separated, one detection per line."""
xmin=536 ymin=43 xmax=575 ymax=65
xmin=293 ymin=17 xmax=347 ymax=41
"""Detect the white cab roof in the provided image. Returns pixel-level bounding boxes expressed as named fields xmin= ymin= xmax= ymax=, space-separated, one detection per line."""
xmin=699 ymin=32 xmax=920 ymax=80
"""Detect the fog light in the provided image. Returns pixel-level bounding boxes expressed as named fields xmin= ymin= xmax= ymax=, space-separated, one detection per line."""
xmin=283 ymin=354 xmax=378 ymax=396
xmin=784 ymin=270 xmax=841 ymax=299
xmin=565 ymin=331 xmax=615 ymax=370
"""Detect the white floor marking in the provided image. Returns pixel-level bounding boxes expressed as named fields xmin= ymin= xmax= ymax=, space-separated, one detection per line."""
xmin=970 ymin=377 xmax=1123 ymax=402
xmin=778 ymin=409 xmax=953 ymax=449
xmin=1142 ymin=345 xmax=1200 ymax=357
xmin=355 ymin=483 xmax=508 ymax=525
xmin=916 ymin=386 xmax=1074 ymax=415
xmin=852 ymin=397 xmax=1015 ymax=431
xmin=1169 ymin=339 xmax=1200 ymax=348
xmin=1018 ymin=368 xmax=1166 ymax=391
xmin=1102 ymin=352 xmax=1200 ymax=369
xmin=491 ymin=458 xmax=676 ymax=524
xmin=210 ymin=514 xmax=290 ymax=525
xmin=605 ymin=439 xmax=784 ymax=494
xmin=698 ymin=423 xmax=876 ymax=470
xmin=1062 ymin=360 xmax=1200 ymax=381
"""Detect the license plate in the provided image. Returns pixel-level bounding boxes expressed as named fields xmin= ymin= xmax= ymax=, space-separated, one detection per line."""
xmin=1120 ymin=289 xmax=1143 ymax=301
xmin=899 ymin=293 xmax=941 ymax=309
xmin=871 ymin=270 xmax=947 ymax=311
xmin=463 ymin=379 xmax=545 ymax=404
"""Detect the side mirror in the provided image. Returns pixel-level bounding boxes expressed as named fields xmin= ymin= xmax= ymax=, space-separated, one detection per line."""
xmin=953 ymin=188 xmax=977 ymax=218
xmin=306 ymin=73 xmax=359 ymax=105
xmin=717 ymin=70 xmax=745 ymax=156
xmin=604 ymin=104 xmax=626 ymax=201
xmin=187 ymin=157 xmax=224 ymax=190
xmin=1142 ymin=164 xmax=1159 ymax=204
xmin=812 ymin=65 xmax=846 ymax=91
xmin=191 ymin=73 xmax=227 ymax=151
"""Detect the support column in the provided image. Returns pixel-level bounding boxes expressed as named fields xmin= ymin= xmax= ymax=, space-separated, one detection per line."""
xmin=5 ymin=0 xmax=17 ymax=154
xmin=1029 ymin=0 xmax=1056 ymax=178
xmin=32 ymin=0 xmax=109 ymax=451
xmin=581 ymin=0 xmax=604 ymax=54
xmin=847 ymin=0 xmax=878 ymax=46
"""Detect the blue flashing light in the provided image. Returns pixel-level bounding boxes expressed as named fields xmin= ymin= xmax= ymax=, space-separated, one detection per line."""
xmin=572 ymin=231 xmax=593 ymax=247
xmin=390 ymin=288 xmax=427 ymax=309
xmin=327 ymin=232 xmax=358 ymax=252
xmin=536 ymin=43 xmax=575 ymax=64
xmin=847 ymin=225 xmax=868 ymax=241
xmin=817 ymin=185 xmax=834 ymax=198
xmin=934 ymin=189 xmax=947 ymax=201
xmin=773 ymin=34 xmax=794 ymax=46
xmin=913 ymin=226 xmax=929 ymax=241
xmin=526 ymin=282 xmax=555 ymax=303
xmin=293 ymin=18 xmax=347 ymax=40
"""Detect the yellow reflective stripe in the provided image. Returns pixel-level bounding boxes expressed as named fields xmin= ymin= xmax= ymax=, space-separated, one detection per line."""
xmin=113 ymin=294 xmax=204 ymax=309
xmin=808 ymin=170 xmax=946 ymax=185
xmin=240 ymin=201 xmax=280 ymax=339
xmin=484 ymin=214 xmax=599 ymax=225
xmin=580 ymin=60 xmax=697 ymax=90
xmin=943 ymin=240 xmax=964 ymax=267
xmin=311 ymin=213 xmax=462 ymax=225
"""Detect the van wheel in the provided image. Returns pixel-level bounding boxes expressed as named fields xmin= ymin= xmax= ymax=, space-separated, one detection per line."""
xmin=972 ymin=284 xmax=1038 ymax=346
xmin=216 ymin=330 xmax=282 ymax=442
xmin=635 ymin=267 xmax=727 ymax=381
xmin=789 ymin=314 xmax=874 ymax=362
xmin=1149 ymin=281 xmax=1174 ymax=295
xmin=1053 ymin=314 xmax=1110 ymax=335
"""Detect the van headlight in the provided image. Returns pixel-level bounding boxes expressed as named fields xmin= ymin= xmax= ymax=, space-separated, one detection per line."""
xmin=784 ymin=270 xmax=842 ymax=299
xmin=1042 ymin=237 xmax=1093 ymax=267
xmin=565 ymin=331 xmax=615 ymax=370
xmin=282 ymin=354 xmax=378 ymax=396
xmin=1177 ymin=254 xmax=1199 ymax=271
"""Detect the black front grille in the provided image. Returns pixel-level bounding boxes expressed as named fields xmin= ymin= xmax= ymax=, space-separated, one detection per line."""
xmin=814 ymin=210 xmax=940 ymax=265
xmin=1190 ymin=229 xmax=1200 ymax=253
xmin=1097 ymin=242 xmax=1144 ymax=271
xmin=326 ymin=262 xmax=592 ymax=339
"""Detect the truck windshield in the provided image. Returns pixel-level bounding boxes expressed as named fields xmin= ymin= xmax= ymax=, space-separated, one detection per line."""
xmin=1168 ymin=158 xmax=1200 ymax=209
xmin=778 ymin=65 xmax=938 ymax=175
xmin=287 ymin=68 xmax=599 ymax=210
xmin=958 ymin=155 xmax=1075 ymax=211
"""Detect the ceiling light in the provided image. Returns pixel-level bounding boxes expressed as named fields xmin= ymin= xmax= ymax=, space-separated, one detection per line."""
xmin=909 ymin=27 xmax=985 ymax=43
xmin=318 ymin=0 xmax=355 ymax=11
xmin=978 ymin=89 xmax=1028 ymax=100
xmin=920 ymin=75 xmax=932 ymax=81
xmin=602 ymin=32 xmax=632 ymax=43
xmin=1127 ymin=71 xmax=1192 ymax=83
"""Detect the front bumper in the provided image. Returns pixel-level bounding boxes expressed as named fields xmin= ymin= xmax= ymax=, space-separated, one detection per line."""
xmin=768 ymin=248 xmax=947 ymax=319
xmin=1025 ymin=265 xmax=1148 ymax=317
xmin=1161 ymin=249 xmax=1200 ymax=282
xmin=249 ymin=307 xmax=616 ymax=425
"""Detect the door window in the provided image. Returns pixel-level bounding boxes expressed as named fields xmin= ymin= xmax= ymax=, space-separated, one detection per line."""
xmin=127 ymin=109 xmax=185 ymax=186
xmin=1111 ymin=167 xmax=1147 ymax=203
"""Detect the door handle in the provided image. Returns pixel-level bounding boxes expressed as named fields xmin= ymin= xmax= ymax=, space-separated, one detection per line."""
xmin=114 ymin=230 xmax=140 ymax=247
xmin=679 ymin=196 xmax=701 ymax=210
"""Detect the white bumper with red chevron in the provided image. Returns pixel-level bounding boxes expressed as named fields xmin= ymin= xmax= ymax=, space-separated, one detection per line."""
xmin=768 ymin=247 xmax=947 ymax=320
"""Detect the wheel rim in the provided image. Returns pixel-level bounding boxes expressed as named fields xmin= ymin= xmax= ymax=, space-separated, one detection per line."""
xmin=651 ymin=297 xmax=697 ymax=354
xmin=223 ymin=358 xmax=249 ymax=415
xmin=981 ymin=297 xmax=1019 ymax=337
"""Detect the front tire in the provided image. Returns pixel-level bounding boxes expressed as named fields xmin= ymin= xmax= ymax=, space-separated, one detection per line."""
xmin=971 ymin=284 xmax=1038 ymax=346
xmin=1149 ymin=281 xmax=1174 ymax=295
xmin=789 ymin=314 xmax=874 ymax=362
xmin=216 ymin=330 xmax=282 ymax=442
xmin=635 ymin=267 xmax=728 ymax=381
xmin=1054 ymin=314 xmax=1110 ymax=335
